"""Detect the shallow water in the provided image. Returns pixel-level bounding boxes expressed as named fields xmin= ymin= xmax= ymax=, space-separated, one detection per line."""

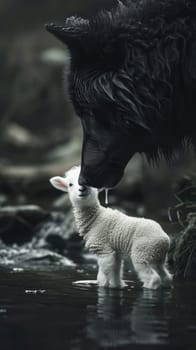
xmin=0 ymin=266 xmax=195 ymax=350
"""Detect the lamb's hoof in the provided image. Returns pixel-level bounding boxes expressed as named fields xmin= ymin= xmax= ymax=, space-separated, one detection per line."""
xmin=109 ymin=280 xmax=127 ymax=289
xmin=120 ymin=280 xmax=127 ymax=289
xmin=97 ymin=279 xmax=109 ymax=288
xmin=143 ymin=276 xmax=161 ymax=290
xmin=98 ymin=283 xmax=109 ymax=288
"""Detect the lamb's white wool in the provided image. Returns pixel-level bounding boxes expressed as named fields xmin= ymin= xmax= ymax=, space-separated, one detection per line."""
xmin=50 ymin=166 xmax=172 ymax=290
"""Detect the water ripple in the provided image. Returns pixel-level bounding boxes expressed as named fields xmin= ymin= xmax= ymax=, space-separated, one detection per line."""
xmin=0 ymin=267 xmax=195 ymax=349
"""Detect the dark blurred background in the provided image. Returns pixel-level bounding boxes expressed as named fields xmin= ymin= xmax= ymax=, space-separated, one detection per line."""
xmin=0 ymin=0 xmax=194 ymax=204
xmin=0 ymin=0 xmax=115 ymax=199
xmin=0 ymin=0 xmax=196 ymax=276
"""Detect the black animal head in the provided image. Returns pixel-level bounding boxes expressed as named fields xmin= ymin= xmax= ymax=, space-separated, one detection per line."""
xmin=46 ymin=0 xmax=191 ymax=188
xmin=46 ymin=4 xmax=145 ymax=188
xmin=46 ymin=3 xmax=152 ymax=188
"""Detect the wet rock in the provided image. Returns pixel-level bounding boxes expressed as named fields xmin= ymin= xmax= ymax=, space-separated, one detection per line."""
xmin=34 ymin=211 xmax=70 ymax=243
xmin=34 ymin=210 xmax=83 ymax=262
xmin=24 ymin=248 xmax=75 ymax=267
xmin=0 ymin=244 xmax=75 ymax=268
xmin=0 ymin=205 xmax=50 ymax=244
xmin=0 ymin=203 xmax=84 ymax=267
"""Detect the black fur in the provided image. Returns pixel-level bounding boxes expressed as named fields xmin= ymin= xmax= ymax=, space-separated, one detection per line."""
xmin=46 ymin=0 xmax=196 ymax=188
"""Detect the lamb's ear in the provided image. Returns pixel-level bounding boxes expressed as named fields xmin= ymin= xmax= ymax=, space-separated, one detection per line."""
xmin=45 ymin=17 xmax=89 ymax=58
xmin=49 ymin=176 xmax=68 ymax=192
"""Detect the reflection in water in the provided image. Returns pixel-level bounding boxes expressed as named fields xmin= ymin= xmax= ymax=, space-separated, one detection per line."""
xmin=0 ymin=267 xmax=196 ymax=349
xmin=86 ymin=288 xmax=134 ymax=347
xmin=131 ymin=289 xmax=171 ymax=344
xmin=85 ymin=286 xmax=172 ymax=347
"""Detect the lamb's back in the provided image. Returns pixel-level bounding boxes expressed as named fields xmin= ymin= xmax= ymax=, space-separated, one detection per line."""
xmin=108 ymin=209 xmax=170 ymax=255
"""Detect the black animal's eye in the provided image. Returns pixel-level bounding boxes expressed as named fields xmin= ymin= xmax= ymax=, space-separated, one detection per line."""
xmin=69 ymin=183 xmax=73 ymax=187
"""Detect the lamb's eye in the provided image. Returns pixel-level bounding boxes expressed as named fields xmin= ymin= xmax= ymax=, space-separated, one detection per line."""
xmin=69 ymin=183 xmax=73 ymax=187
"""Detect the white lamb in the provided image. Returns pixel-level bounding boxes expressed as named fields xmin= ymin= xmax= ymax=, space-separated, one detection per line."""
xmin=50 ymin=166 xmax=172 ymax=289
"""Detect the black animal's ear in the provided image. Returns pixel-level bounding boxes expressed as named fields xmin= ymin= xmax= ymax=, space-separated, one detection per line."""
xmin=45 ymin=17 xmax=89 ymax=59
xmin=46 ymin=7 xmax=128 ymax=68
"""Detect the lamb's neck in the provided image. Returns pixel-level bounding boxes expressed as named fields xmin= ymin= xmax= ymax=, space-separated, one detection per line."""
xmin=73 ymin=203 xmax=101 ymax=237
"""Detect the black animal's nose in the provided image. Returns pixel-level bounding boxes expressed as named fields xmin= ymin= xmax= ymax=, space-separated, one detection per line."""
xmin=79 ymin=186 xmax=86 ymax=192
xmin=78 ymin=173 xmax=88 ymax=186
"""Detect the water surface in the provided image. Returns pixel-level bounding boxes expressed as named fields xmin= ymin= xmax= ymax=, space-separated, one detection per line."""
xmin=0 ymin=266 xmax=195 ymax=350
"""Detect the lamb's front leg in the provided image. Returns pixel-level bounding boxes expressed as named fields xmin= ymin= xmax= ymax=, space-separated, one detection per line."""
xmin=97 ymin=252 xmax=125 ymax=289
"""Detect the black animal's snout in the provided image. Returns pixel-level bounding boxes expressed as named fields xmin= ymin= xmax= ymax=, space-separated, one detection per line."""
xmin=79 ymin=163 xmax=125 ymax=188
xmin=78 ymin=184 xmax=89 ymax=198
xmin=79 ymin=186 xmax=87 ymax=192
xmin=79 ymin=173 xmax=89 ymax=187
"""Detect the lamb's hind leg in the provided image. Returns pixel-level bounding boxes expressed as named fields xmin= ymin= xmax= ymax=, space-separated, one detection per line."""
xmin=153 ymin=264 xmax=172 ymax=288
xmin=132 ymin=261 xmax=161 ymax=289
xmin=97 ymin=252 xmax=125 ymax=289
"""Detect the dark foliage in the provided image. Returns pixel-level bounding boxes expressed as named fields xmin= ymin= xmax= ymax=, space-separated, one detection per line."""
xmin=174 ymin=217 xmax=196 ymax=279
xmin=46 ymin=0 xmax=196 ymax=188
